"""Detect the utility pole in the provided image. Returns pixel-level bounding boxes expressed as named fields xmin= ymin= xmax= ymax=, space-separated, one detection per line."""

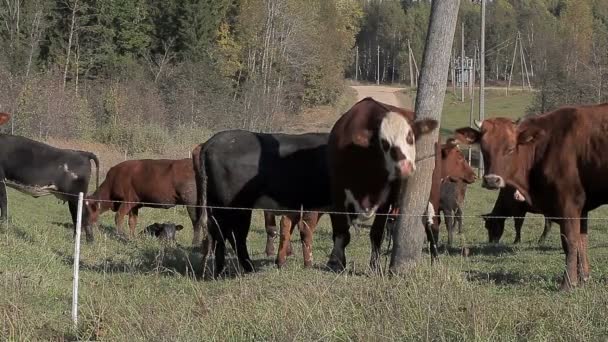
xmin=377 ymin=44 xmax=380 ymax=85
xmin=461 ymin=21 xmax=465 ymax=102
xmin=479 ymin=0 xmax=486 ymax=175
xmin=355 ymin=45 xmax=359 ymax=81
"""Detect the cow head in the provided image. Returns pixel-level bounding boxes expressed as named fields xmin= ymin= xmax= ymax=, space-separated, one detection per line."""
xmin=0 ymin=112 xmax=9 ymax=126
xmin=454 ymin=118 xmax=533 ymax=197
xmin=441 ymin=138 xmax=477 ymax=184
xmin=481 ymin=213 xmax=505 ymax=243
xmin=143 ymin=222 xmax=183 ymax=241
xmin=378 ymin=111 xmax=438 ymax=179
xmin=84 ymin=198 xmax=102 ymax=227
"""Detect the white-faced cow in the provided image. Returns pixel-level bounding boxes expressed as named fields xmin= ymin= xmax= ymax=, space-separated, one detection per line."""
xmin=194 ymin=130 xmax=331 ymax=277
xmin=326 ymin=97 xmax=438 ymax=272
xmin=455 ymin=103 xmax=608 ymax=290
xmin=84 ymin=158 xmax=203 ymax=244
xmin=0 ymin=133 xmax=99 ymax=241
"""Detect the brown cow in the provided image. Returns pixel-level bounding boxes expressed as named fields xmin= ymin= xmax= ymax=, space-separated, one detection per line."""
xmin=425 ymin=138 xmax=476 ymax=255
xmin=327 ymin=97 xmax=437 ymax=272
xmin=481 ymin=185 xmax=553 ymax=244
xmin=454 ymin=103 xmax=608 ymax=290
xmin=0 ymin=113 xmax=9 ymax=126
xmin=263 ymin=211 xmax=323 ymax=268
xmin=84 ymin=158 xmax=203 ymax=244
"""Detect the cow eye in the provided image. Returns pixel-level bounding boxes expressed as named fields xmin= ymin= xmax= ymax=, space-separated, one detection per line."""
xmin=381 ymin=139 xmax=390 ymax=151
xmin=506 ymin=146 xmax=515 ymax=155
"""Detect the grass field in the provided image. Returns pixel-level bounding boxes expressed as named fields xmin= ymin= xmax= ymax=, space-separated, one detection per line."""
xmin=3 ymin=89 xmax=608 ymax=341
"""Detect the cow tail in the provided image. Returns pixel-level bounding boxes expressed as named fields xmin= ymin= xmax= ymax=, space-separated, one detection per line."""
xmin=192 ymin=143 xmax=208 ymax=239
xmin=86 ymin=152 xmax=100 ymax=190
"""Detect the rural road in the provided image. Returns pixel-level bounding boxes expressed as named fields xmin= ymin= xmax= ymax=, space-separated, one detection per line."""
xmin=350 ymin=85 xmax=412 ymax=108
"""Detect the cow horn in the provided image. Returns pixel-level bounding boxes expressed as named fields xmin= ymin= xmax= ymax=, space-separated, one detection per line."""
xmin=474 ymin=119 xmax=483 ymax=129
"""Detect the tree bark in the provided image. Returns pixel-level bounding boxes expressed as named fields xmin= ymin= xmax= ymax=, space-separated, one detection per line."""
xmin=390 ymin=0 xmax=460 ymax=273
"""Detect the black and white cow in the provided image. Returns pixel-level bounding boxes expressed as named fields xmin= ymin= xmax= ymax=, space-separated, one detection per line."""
xmin=0 ymin=134 xmax=100 ymax=241
xmin=142 ymin=222 xmax=184 ymax=241
xmin=193 ymin=130 xmax=331 ymax=277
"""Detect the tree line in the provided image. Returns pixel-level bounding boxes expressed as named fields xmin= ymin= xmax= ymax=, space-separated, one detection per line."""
xmin=354 ymin=0 xmax=608 ymax=113
xmin=0 ymin=0 xmax=606 ymax=154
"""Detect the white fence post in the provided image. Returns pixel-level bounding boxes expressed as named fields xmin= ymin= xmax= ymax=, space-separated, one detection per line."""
xmin=72 ymin=192 xmax=84 ymax=329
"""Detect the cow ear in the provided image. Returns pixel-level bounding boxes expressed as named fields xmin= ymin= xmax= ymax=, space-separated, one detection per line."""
xmin=413 ymin=119 xmax=438 ymax=137
xmin=454 ymin=127 xmax=481 ymax=145
xmin=353 ymin=129 xmax=372 ymax=147
xmin=517 ymin=125 xmax=544 ymax=145
xmin=175 ymin=225 xmax=184 ymax=231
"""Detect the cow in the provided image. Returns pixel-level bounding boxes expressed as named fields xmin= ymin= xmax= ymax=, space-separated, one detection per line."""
xmin=142 ymin=222 xmax=184 ymax=241
xmin=438 ymin=181 xmax=467 ymax=247
xmin=0 ymin=112 xmax=9 ymax=126
xmin=481 ymin=185 xmax=553 ymax=244
xmin=326 ymin=97 xmax=438 ymax=272
xmin=194 ymin=130 xmax=331 ymax=277
xmin=84 ymin=158 xmax=203 ymax=244
xmin=454 ymin=103 xmax=608 ymax=290
xmin=0 ymin=134 xmax=99 ymax=240
xmin=425 ymin=138 xmax=476 ymax=256
xmin=263 ymin=211 xmax=324 ymax=267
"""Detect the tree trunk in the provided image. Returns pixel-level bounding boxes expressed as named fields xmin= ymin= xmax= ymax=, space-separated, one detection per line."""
xmin=389 ymin=0 xmax=460 ymax=273
xmin=63 ymin=0 xmax=78 ymax=91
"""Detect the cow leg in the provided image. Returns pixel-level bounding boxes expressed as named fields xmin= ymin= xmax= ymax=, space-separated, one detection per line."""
xmin=513 ymin=215 xmax=525 ymax=244
xmin=209 ymin=212 xmax=227 ymax=278
xmin=538 ymin=217 xmax=552 ymax=245
xmin=227 ymin=210 xmax=254 ymax=273
xmin=369 ymin=208 xmax=389 ymax=272
xmin=276 ymin=214 xmax=294 ymax=268
xmin=559 ymin=210 xmax=581 ymax=291
xmin=579 ymin=212 xmax=590 ymax=283
xmin=300 ymin=213 xmax=319 ymax=268
xmin=456 ymin=206 xmax=463 ymax=234
xmin=114 ymin=204 xmax=131 ymax=237
xmin=187 ymin=206 xmax=203 ymax=246
xmin=263 ymin=211 xmax=278 ymax=257
xmin=446 ymin=210 xmax=455 ymax=248
xmin=327 ymin=213 xmax=350 ymax=272
xmin=128 ymin=207 xmax=139 ymax=239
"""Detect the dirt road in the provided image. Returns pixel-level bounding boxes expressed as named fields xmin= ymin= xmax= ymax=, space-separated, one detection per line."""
xmin=350 ymin=85 xmax=412 ymax=108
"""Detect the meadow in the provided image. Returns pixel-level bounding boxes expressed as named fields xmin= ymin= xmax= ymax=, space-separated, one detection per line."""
xmin=2 ymin=89 xmax=608 ymax=341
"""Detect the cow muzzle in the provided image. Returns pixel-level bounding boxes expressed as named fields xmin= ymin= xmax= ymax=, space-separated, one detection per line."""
xmin=397 ymin=159 xmax=414 ymax=178
xmin=482 ymin=174 xmax=505 ymax=189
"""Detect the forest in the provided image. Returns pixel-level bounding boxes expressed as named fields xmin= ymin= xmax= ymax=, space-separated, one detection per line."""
xmin=0 ymin=0 xmax=607 ymax=153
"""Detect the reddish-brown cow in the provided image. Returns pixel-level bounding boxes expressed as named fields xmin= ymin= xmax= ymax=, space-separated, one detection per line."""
xmin=0 ymin=113 xmax=9 ymax=126
xmin=455 ymin=103 xmax=608 ymax=290
xmin=481 ymin=185 xmax=553 ymax=244
xmin=84 ymin=158 xmax=203 ymax=244
xmin=327 ymin=97 xmax=438 ymax=272
xmin=424 ymin=138 xmax=476 ymax=256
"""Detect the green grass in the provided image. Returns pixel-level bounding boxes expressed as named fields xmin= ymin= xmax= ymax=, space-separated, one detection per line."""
xmin=3 ymin=90 xmax=608 ymax=340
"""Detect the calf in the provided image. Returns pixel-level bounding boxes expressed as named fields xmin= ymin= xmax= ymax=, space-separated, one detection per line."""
xmin=263 ymin=211 xmax=324 ymax=268
xmin=455 ymin=103 xmax=608 ymax=290
xmin=438 ymin=181 xmax=467 ymax=247
xmin=142 ymin=222 xmax=184 ymax=241
xmin=85 ymin=158 xmax=203 ymax=243
xmin=327 ymin=97 xmax=437 ymax=271
xmin=194 ymin=130 xmax=331 ymax=277
xmin=0 ymin=134 xmax=99 ymax=241
xmin=425 ymin=138 xmax=476 ymax=256
xmin=481 ymin=185 xmax=553 ymax=244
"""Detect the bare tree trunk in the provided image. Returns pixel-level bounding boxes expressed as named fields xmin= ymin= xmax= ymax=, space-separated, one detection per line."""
xmin=25 ymin=6 xmax=42 ymax=78
xmin=390 ymin=0 xmax=461 ymax=273
xmin=63 ymin=0 xmax=78 ymax=91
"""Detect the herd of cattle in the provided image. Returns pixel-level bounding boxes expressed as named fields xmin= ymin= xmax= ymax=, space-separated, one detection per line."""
xmin=1 ymin=99 xmax=606 ymax=290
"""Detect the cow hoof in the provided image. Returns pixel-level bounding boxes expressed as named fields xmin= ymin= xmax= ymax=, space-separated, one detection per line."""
xmin=265 ymin=248 xmax=275 ymax=257
xmin=275 ymin=259 xmax=286 ymax=269
xmin=303 ymin=261 xmax=313 ymax=268
xmin=559 ymin=277 xmax=577 ymax=291
xmin=326 ymin=259 xmax=345 ymax=273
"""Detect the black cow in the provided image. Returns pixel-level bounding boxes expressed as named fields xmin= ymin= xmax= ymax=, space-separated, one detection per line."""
xmin=0 ymin=134 xmax=99 ymax=241
xmin=142 ymin=222 xmax=184 ymax=241
xmin=194 ymin=130 xmax=330 ymax=277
